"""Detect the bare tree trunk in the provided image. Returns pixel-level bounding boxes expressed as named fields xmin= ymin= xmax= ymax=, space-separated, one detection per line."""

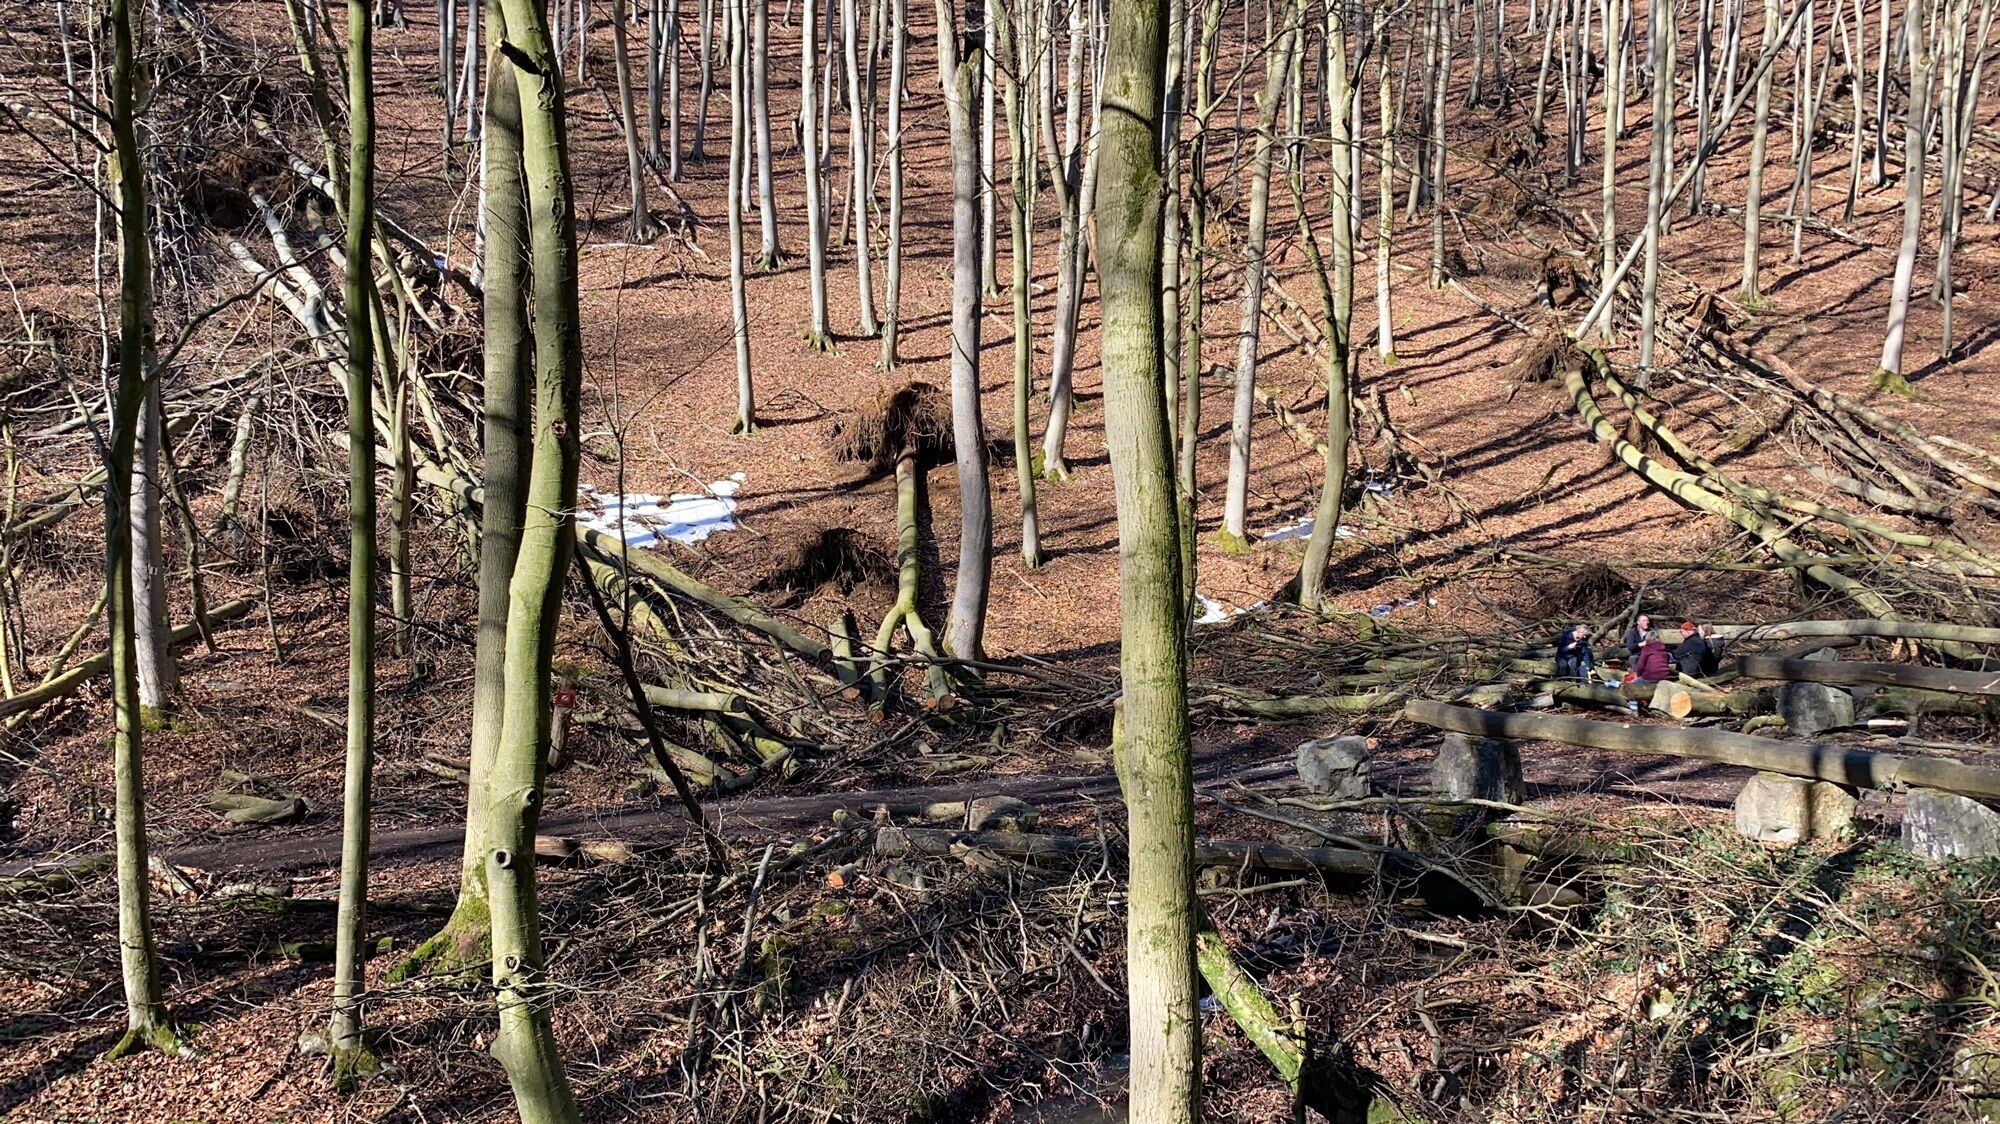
xmin=1600 ymin=0 xmax=1625 ymax=289
xmin=754 ymin=0 xmax=781 ymax=264
xmin=802 ymin=0 xmax=834 ymax=347
xmin=1875 ymin=0 xmax=1933 ymax=384
xmin=996 ymin=0 xmax=1042 ymax=566
xmin=669 ymin=0 xmax=684 ymax=177
xmin=878 ymin=0 xmax=907 ymax=367
xmin=402 ymin=0 xmax=529 ymax=985
xmin=938 ymin=0 xmax=992 ymax=661
xmin=694 ymin=0 xmax=716 ymax=159
xmin=489 ymin=2 xmax=587 ymax=1118
xmin=1637 ymin=0 xmax=1673 ymax=370
xmin=130 ymin=386 xmax=174 ymax=716
xmin=1429 ymin=0 xmax=1453 ymax=287
xmin=328 ymin=0 xmax=380 ymax=1081
xmin=612 ymin=0 xmax=656 ymax=240
xmin=1181 ymin=0 xmax=1220 ymax=612
xmin=843 ymin=0 xmax=879 ymax=332
xmin=1038 ymin=0 xmax=1088 ymax=481
xmin=1739 ymin=0 xmax=1778 ymax=301
xmin=1375 ymin=15 xmax=1397 ymax=361
xmin=102 ymin=0 xmax=175 ymax=1061
xmin=1221 ymin=3 xmax=1298 ymax=546
xmin=731 ymin=0 xmax=758 ymax=428
xmin=1299 ymin=2 xmax=1351 ymax=609
xmin=648 ymin=0 xmax=664 ymax=162
xmin=1871 ymin=0 xmax=1891 ymax=184
xmin=1098 ymin=0 xmax=1199 ymax=1112
xmin=981 ymin=33 xmax=1000 ymax=297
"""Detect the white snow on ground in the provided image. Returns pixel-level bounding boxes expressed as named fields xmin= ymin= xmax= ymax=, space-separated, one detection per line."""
xmin=579 ymin=473 xmax=746 ymax=548
xmin=1259 ymin=516 xmax=1355 ymax=543
xmin=1195 ymin=594 xmax=1268 ymax=626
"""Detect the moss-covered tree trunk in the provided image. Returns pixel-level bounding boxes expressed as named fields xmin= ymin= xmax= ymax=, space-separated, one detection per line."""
xmin=103 ymin=0 xmax=176 ymax=1060
xmin=402 ymin=0 xmax=529 ymax=982
xmin=1099 ymin=0 xmax=1200 ymax=1114
xmin=329 ymin=0 xmax=380 ymax=1081
xmin=491 ymin=1 xmax=588 ymax=1117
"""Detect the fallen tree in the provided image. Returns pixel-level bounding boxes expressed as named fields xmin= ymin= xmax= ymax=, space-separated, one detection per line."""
xmin=1739 ymin=655 xmax=2000 ymax=698
xmin=1717 ymin=619 xmax=2000 ymax=645
xmin=874 ymin=825 xmax=1391 ymax=877
xmin=1404 ymin=699 xmax=2000 ymax=801
xmin=0 ymin=597 xmax=255 ymax=723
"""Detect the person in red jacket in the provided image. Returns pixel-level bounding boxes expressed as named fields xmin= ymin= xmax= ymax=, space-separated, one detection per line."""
xmin=1625 ymin=630 xmax=1674 ymax=713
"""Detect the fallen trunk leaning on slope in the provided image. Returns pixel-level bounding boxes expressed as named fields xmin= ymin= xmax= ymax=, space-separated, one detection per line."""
xmin=1405 ymin=699 xmax=2000 ymax=802
xmin=874 ymin=825 xmax=1393 ymax=877
xmin=0 ymin=598 xmax=255 ymax=723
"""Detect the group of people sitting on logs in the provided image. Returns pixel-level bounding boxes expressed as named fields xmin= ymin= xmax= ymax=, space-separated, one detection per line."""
xmin=1554 ymin=614 xmax=1724 ymax=712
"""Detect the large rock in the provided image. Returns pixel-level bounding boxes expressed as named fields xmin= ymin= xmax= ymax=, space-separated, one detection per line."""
xmin=1295 ymin=735 xmax=1374 ymax=798
xmin=1903 ymin=789 xmax=2000 ymax=862
xmin=1733 ymin=772 xmax=1857 ymax=844
xmin=1431 ymin=732 xmax=1525 ymax=804
xmin=1777 ymin=681 xmax=1855 ymax=736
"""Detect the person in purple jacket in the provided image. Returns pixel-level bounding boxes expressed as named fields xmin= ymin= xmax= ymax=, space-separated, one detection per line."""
xmin=1625 ymin=629 xmax=1675 ymax=712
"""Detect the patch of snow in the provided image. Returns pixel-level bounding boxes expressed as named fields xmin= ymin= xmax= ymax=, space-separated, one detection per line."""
xmin=1194 ymin=594 xmax=1268 ymax=626
xmin=1259 ymin=516 xmax=1354 ymax=542
xmin=579 ymin=472 xmax=746 ymax=548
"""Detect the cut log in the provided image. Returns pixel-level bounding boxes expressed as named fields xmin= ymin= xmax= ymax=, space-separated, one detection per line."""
xmin=1404 ymin=699 xmax=2000 ymax=802
xmin=640 ymin=685 xmax=750 ymax=715
xmin=1532 ymin=680 xmax=1767 ymax=717
xmin=1857 ymin=686 xmax=1993 ymax=719
xmin=1739 ymin=655 xmax=2000 ymax=698
xmin=873 ymin=826 xmax=1388 ymax=877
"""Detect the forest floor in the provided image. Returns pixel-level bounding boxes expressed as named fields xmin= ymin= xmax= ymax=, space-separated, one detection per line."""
xmin=5 ymin=0 xmax=2000 ymax=1120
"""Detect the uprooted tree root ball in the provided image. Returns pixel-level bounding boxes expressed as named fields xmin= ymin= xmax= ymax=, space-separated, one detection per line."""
xmin=755 ymin=526 xmax=896 ymax=603
xmin=829 ymin=381 xmax=955 ymax=473
xmin=1536 ymin=562 xmax=1637 ymax=621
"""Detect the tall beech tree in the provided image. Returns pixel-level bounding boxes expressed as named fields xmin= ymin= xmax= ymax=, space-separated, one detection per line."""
xmin=803 ymin=0 xmax=835 ymax=348
xmin=1221 ymin=2 xmax=1298 ymax=548
xmin=937 ymin=0 xmax=993 ymax=661
xmin=731 ymin=0 xmax=759 ymax=428
xmin=402 ymin=0 xmax=530 ymax=981
xmin=103 ymin=0 xmax=176 ymax=1060
xmin=486 ymin=0 xmax=588 ymax=1117
xmin=328 ymin=0 xmax=381 ymax=1083
xmin=1098 ymin=0 xmax=1200 ymax=1115
xmin=878 ymin=0 xmax=909 ymax=367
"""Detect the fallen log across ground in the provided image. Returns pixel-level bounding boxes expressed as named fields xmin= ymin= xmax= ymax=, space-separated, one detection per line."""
xmin=1738 ymin=656 xmax=2000 ymax=698
xmin=874 ymin=825 xmax=1393 ymax=877
xmin=1404 ymin=699 xmax=2000 ymax=801
xmin=0 ymin=597 xmax=256 ymax=723
xmin=1717 ymin=619 xmax=2000 ymax=645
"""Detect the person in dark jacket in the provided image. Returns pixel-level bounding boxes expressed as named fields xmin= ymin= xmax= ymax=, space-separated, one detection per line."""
xmin=1674 ymin=623 xmax=1723 ymax=678
xmin=1555 ymin=624 xmax=1595 ymax=681
xmin=1622 ymin=614 xmax=1653 ymax=661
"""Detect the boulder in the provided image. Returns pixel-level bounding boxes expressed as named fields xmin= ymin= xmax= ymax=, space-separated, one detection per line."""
xmin=1431 ymin=733 xmax=1525 ymax=804
xmin=1902 ymin=789 xmax=2000 ymax=862
xmin=1295 ymin=735 xmax=1374 ymax=798
xmin=1732 ymin=772 xmax=1857 ymax=844
xmin=1776 ymin=681 xmax=1855 ymax=736
xmin=964 ymin=795 xmax=1039 ymax=833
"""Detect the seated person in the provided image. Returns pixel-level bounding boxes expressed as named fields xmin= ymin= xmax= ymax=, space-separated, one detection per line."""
xmin=1673 ymin=622 xmax=1723 ymax=679
xmin=1624 ymin=630 xmax=1674 ymax=711
xmin=1555 ymin=624 xmax=1595 ymax=680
